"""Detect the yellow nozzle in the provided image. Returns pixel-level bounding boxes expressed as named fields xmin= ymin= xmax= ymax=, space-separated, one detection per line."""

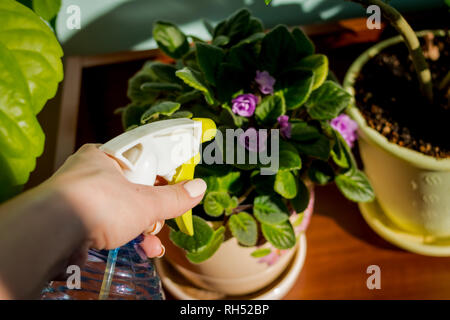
xmin=171 ymin=118 xmax=216 ymax=236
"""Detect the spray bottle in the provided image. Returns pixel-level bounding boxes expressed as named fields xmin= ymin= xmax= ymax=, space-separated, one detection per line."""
xmin=96 ymin=118 xmax=216 ymax=299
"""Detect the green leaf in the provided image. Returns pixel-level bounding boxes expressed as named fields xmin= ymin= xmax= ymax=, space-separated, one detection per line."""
xmin=186 ymin=227 xmax=225 ymax=263
xmin=176 ymin=67 xmax=215 ymax=105
xmin=216 ymin=63 xmax=248 ymax=103
xmin=213 ymin=9 xmax=261 ymax=46
xmin=169 ymin=216 xmax=214 ymax=252
xmin=259 ymin=25 xmax=297 ymax=75
xmin=32 ymin=0 xmax=61 ymax=21
xmin=279 ymin=140 xmax=302 ymax=171
xmin=170 ymin=110 xmax=193 ymax=119
xmin=212 ymin=35 xmax=230 ymax=46
xmin=140 ymin=101 xmax=180 ymax=123
xmin=127 ymin=70 xmax=159 ymax=105
xmin=306 ymin=81 xmax=352 ymax=120
xmin=255 ymin=93 xmax=285 ymax=125
xmin=202 ymin=171 xmax=241 ymax=193
xmin=335 ymin=169 xmax=375 ymax=202
xmin=265 ymin=0 xmax=273 ymax=5
xmin=261 ymin=221 xmax=296 ymax=250
xmin=121 ymin=103 xmax=147 ymax=129
xmin=251 ymin=171 xmax=276 ymax=195
xmin=153 ymin=21 xmax=189 ymax=59
xmin=165 ymin=218 xmax=180 ymax=231
xmin=291 ymin=179 xmax=310 ymax=213
xmin=274 ymin=170 xmax=297 ymax=199
xmin=290 ymin=121 xmax=321 ymax=142
xmin=228 ymin=212 xmax=258 ymax=246
xmin=203 ymin=19 xmax=214 ymax=36
xmin=251 ymin=248 xmax=271 ymax=258
xmin=331 ymin=129 xmax=350 ymax=168
xmin=0 ymin=0 xmax=63 ymax=201
xmin=140 ymin=82 xmax=182 ymax=92
xmin=292 ymin=27 xmax=314 ymax=57
xmin=308 ymin=160 xmax=334 ymax=185
xmin=253 ymin=195 xmax=289 ymax=225
xmin=196 ymin=42 xmax=224 ymax=86
xmin=279 ymin=69 xmax=314 ymax=110
xmin=203 ymin=191 xmax=232 ymax=217
xmin=176 ymin=90 xmax=202 ymax=104
xmin=294 ymin=134 xmax=331 ymax=160
xmin=296 ymin=54 xmax=328 ymax=90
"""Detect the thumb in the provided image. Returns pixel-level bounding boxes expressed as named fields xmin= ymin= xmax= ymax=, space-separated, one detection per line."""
xmin=144 ymin=178 xmax=207 ymax=221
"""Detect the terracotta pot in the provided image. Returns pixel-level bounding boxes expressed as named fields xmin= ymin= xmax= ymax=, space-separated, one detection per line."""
xmin=343 ymin=30 xmax=450 ymax=237
xmin=159 ymin=187 xmax=315 ymax=296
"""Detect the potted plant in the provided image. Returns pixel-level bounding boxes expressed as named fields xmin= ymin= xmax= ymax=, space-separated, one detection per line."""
xmin=340 ymin=0 xmax=450 ymax=239
xmin=117 ymin=8 xmax=374 ymax=295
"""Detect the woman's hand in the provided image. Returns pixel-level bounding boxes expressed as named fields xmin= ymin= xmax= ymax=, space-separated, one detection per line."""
xmin=46 ymin=144 xmax=206 ymax=257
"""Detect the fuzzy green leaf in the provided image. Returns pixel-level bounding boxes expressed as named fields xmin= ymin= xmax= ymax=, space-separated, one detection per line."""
xmin=32 ymin=0 xmax=61 ymax=21
xmin=203 ymin=191 xmax=232 ymax=217
xmin=261 ymin=221 xmax=296 ymax=250
xmin=292 ymin=27 xmax=314 ymax=57
xmin=196 ymin=42 xmax=224 ymax=86
xmin=306 ymin=81 xmax=352 ymax=120
xmin=335 ymin=169 xmax=375 ymax=202
xmin=291 ymin=179 xmax=310 ymax=213
xmin=290 ymin=121 xmax=321 ymax=142
xmin=279 ymin=140 xmax=302 ymax=171
xmin=294 ymin=134 xmax=331 ymax=160
xmin=296 ymin=54 xmax=328 ymax=90
xmin=279 ymin=69 xmax=314 ymax=110
xmin=186 ymin=227 xmax=225 ymax=263
xmin=308 ymin=160 xmax=334 ymax=185
xmin=274 ymin=170 xmax=297 ymax=199
xmin=169 ymin=216 xmax=214 ymax=252
xmin=176 ymin=67 xmax=215 ymax=105
xmin=140 ymin=101 xmax=180 ymax=123
xmin=255 ymin=93 xmax=285 ymax=125
xmin=228 ymin=212 xmax=258 ymax=246
xmin=253 ymin=195 xmax=289 ymax=225
xmin=153 ymin=21 xmax=189 ymax=59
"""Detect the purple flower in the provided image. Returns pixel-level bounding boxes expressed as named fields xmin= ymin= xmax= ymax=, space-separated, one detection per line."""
xmin=330 ymin=114 xmax=358 ymax=148
xmin=231 ymin=94 xmax=258 ymax=117
xmin=238 ymin=128 xmax=267 ymax=152
xmin=255 ymin=70 xmax=276 ymax=95
xmin=277 ymin=115 xmax=292 ymax=139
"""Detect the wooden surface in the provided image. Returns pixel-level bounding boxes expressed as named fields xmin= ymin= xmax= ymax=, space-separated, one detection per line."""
xmin=284 ymin=185 xmax=450 ymax=299
xmin=34 ymin=12 xmax=450 ymax=299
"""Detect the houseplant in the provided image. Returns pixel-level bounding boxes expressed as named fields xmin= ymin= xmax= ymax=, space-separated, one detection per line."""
xmin=117 ymin=8 xmax=374 ymax=294
xmin=340 ymin=0 xmax=450 ymax=240
xmin=0 ymin=0 xmax=63 ymax=201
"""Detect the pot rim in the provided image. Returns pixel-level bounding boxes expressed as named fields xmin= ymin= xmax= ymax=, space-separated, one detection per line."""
xmin=343 ymin=29 xmax=450 ymax=171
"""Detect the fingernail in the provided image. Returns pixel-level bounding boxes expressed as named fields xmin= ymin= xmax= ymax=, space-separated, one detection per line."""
xmin=156 ymin=245 xmax=165 ymax=258
xmin=183 ymin=179 xmax=207 ymax=198
xmin=144 ymin=221 xmax=164 ymax=236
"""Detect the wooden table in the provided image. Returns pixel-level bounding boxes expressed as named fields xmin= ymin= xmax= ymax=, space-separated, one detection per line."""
xmin=284 ymin=184 xmax=450 ymax=299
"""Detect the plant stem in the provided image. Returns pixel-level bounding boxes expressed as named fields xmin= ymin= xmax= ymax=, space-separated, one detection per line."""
xmin=232 ymin=204 xmax=253 ymax=214
xmin=350 ymin=0 xmax=434 ymax=103
xmin=238 ymin=185 xmax=256 ymax=204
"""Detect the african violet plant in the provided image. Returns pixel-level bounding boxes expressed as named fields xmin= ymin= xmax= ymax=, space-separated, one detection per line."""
xmin=119 ymin=9 xmax=374 ymax=263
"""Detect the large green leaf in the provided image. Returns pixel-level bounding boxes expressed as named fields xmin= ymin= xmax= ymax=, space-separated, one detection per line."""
xmin=335 ymin=169 xmax=375 ymax=202
xmin=290 ymin=121 xmax=321 ymax=141
xmin=279 ymin=69 xmax=314 ymax=110
xmin=0 ymin=0 xmax=63 ymax=201
xmin=261 ymin=220 xmax=296 ymax=250
xmin=196 ymin=42 xmax=224 ymax=86
xmin=294 ymin=134 xmax=331 ymax=160
xmin=121 ymin=103 xmax=148 ymax=130
xmin=253 ymin=195 xmax=289 ymax=225
xmin=169 ymin=216 xmax=214 ymax=252
xmin=203 ymin=191 xmax=233 ymax=217
xmin=259 ymin=25 xmax=297 ymax=75
xmin=186 ymin=226 xmax=225 ymax=263
xmin=290 ymin=179 xmax=310 ymax=213
xmin=279 ymin=140 xmax=302 ymax=171
xmin=228 ymin=212 xmax=258 ymax=246
xmin=0 ymin=0 xmax=63 ymax=114
xmin=292 ymin=27 xmax=314 ymax=57
xmin=140 ymin=101 xmax=180 ymax=123
xmin=153 ymin=21 xmax=189 ymax=59
xmin=306 ymin=81 xmax=352 ymax=120
xmin=296 ymin=54 xmax=328 ymax=90
xmin=32 ymin=0 xmax=61 ymax=21
xmin=274 ymin=170 xmax=297 ymax=199
xmin=254 ymin=93 xmax=285 ymax=125
xmin=176 ymin=67 xmax=215 ymax=105
xmin=213 ymin=9 xmax=262 ymax=47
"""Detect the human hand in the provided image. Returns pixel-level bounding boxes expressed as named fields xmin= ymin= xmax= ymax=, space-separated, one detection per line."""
xmin=46 ymin=144 xmax=207 ymax=258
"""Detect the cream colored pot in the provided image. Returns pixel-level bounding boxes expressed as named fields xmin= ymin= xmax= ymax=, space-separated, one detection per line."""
xmin=343 ymin=30 xmax=450 ymax=238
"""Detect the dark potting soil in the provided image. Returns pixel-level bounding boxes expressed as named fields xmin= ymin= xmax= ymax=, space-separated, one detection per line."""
xmin=354 ymin=33 xmax=450 ymax=158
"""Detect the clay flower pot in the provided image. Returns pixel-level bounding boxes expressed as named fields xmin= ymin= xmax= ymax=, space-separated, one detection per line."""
xmin=343 ymin=30 xmax=450 ymax=238
xmin=159 ymin=187 xmax=315 ymax=296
